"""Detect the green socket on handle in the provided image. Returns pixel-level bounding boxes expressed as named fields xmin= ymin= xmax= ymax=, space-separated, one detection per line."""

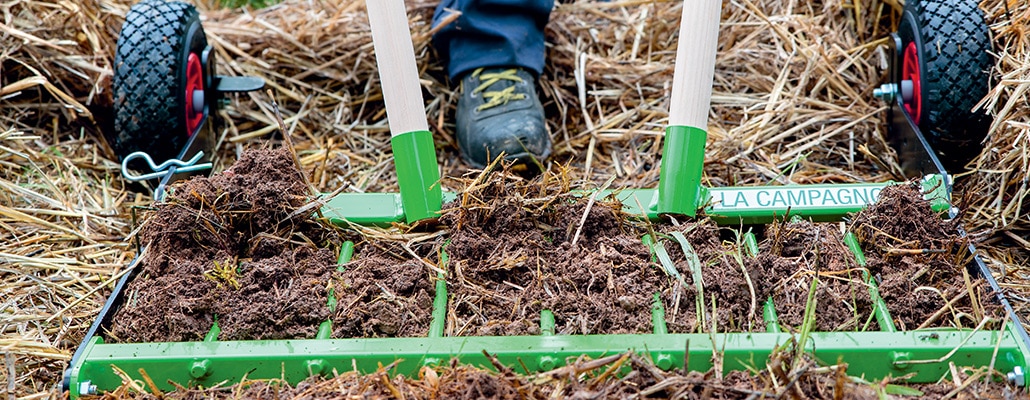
xmin=658 ymin=125 xmax=708 ymax=216
xmin=391 ymin=130 xmax=442 ymax=223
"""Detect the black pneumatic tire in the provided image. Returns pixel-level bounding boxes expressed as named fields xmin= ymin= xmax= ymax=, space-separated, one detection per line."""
xmin=898 ymin=0 xmax=993 ymax=165
xmin=112 ymin=0 xmax=207 ymax=163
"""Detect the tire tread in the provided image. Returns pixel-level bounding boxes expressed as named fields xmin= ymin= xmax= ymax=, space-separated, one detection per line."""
xmin=112 ymin=0 xmax=201 ymax=162
xmin=910 ymin=0 xmax=992 ymax=140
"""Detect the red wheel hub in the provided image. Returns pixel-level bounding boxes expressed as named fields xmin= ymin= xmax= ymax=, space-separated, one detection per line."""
xmin=185 ymin=52 xmax=204 ymax=136
xmin=902 ymin=42 xmax=922 ymax=123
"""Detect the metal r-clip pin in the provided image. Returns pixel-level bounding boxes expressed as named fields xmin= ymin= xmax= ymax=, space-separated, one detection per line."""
xmin=121 ymin=151 xmax=213 ymax=182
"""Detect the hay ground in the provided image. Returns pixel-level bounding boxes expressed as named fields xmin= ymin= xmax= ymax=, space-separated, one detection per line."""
xmin=2 ymin=0 xmax=1029 ymax=397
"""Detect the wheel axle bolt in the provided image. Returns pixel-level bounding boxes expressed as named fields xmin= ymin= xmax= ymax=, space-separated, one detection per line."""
xmin=873 ymin=83 xmax=897 ymax=102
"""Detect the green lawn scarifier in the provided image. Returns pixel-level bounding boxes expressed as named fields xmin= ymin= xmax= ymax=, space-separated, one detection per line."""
xmin=65 ymin=0 xmax=1030 ymax=396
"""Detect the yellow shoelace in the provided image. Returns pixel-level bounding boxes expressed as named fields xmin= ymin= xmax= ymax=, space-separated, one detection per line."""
xmin=470 ymin=68 xmax=527 ymax=112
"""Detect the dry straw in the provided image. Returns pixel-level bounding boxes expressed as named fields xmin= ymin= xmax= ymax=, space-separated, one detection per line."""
xmin=966 ymin=2 xmax=1030 ymax=231
xmin=1 ymin=0 xmax=1027 ymax=396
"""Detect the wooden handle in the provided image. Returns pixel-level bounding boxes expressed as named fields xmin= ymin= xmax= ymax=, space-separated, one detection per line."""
xmin=367 ymin=0 xmax=429 ymax=136
xmin=668 ymin=1 xmax=721 ymax=129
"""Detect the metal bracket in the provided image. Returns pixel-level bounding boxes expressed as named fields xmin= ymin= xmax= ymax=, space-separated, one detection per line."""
xmin=882 ymin=33 xmax=951 ymax=190
xmin=214 ymin=76 xmax=265 ymax=93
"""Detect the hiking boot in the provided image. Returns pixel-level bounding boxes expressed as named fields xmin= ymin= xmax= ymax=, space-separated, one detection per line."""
xmin=456 ymin=67 xmax=551 ymax=170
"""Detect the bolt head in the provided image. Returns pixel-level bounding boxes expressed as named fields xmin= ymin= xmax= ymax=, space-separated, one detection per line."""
xmin=538 ymin=355 xmax=558 ymax=371
xmin=655 ymin=354 xmax=674 ymax=371
xmin=890 ymin=351 xmax=911 ymax=369
xmin=78 ymin=381 xmax=97 ymax=395
xmin=190 ymin=359 xmax=211 ymax=379
xmin=306 ymin=359 xmax=328 ymax=376
xmin=873 ymin=83 xmax=897 ymax=102
xmin=1008 ymin=366 xmax=1025 ymax=386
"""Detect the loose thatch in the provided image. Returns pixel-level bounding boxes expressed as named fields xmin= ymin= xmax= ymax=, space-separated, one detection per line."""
xmin=962 ymin=0 xmax=1030 ymax=315
xmin=967 ymin=1 xmax=1030 ymax=231
xmin=2 ymin=0 xmax=1029 ymax=396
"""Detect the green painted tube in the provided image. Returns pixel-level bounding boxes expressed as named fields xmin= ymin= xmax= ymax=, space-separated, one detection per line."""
xmin=337 ymin=241 xmax=355 ymax=268
xmin=844 ymin=232 xmax=896 ymax=332
xmin=843 ymin=233 xmax=866 ymax=267
xmin=742 ymin=231 xmax=758 ymax=258
xmin=652 ymin=293 xmax=668 ymax=334
xmin=540 ymin=310 xmax=556 ymax=336
xmin=316 ymin=321 xmax=332 ymax=340
xmin=327 ymin=241 xmax=353 ymax=314
xmin=204 ymin=321 xmax=221 ymax=342
xmin=428 ymin=274 xmax=447 ymax=338
xmin=426 ymin=274 xmax=447 ymax=338
xmin=428 ymin=244 xmax=449 ymax=338
xmin=658 ymin=125 xmax=707 ymax=217
xmin=326 ymin=294 xmax=338 ymax=314
xmin=763 ymin=298 xmax=780 ymax=333
xmin=391 ymin=130 xmax=442 ymax=223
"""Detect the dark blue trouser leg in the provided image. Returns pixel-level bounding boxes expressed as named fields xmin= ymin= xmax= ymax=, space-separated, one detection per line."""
xmin=432 ymin=0 xmax=554 ymax=80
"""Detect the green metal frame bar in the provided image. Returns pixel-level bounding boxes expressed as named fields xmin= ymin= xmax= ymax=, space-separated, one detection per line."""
xmin=339 ymin=118 xmax=944 ymax=227
xmin=322 ymin=192 xmax=458 ymax=227
xmin=321 ymin=175 xmax=949 ymax=226
xmin=69 ymin=329 xmax=1026 ymax=396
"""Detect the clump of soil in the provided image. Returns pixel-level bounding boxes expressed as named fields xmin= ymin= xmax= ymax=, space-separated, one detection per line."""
xmin=108 ymin=148 xmax=342 ymax=342
xmin=333 ymin=241 xmax=436 ymax=337
xmin=757 ymin=219 xmax=877 ymax=332
xmin=660 ymin=220 xmax=769 ymax=333
xmin=850 ymin=183 xmax=1002 ymax=330
xmin=440 ymin=170 xmax=668 ymax=336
